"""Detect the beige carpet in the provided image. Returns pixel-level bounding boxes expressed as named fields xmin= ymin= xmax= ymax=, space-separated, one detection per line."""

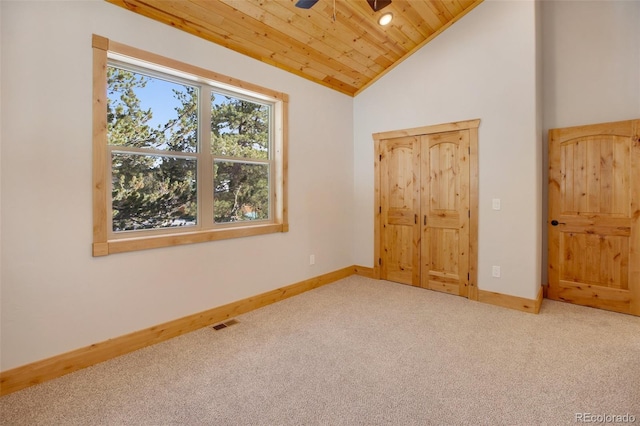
xmin=1 ymin=276 xmax=639 ymax=425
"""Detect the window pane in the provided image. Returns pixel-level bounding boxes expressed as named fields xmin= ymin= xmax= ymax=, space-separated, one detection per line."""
xmin=211 ymin=93 xmax=270 ymax=160
xmin=112 ymin=153 xmax=197 ymax=232
xmin=214 ymin=161 xmax=269 ymax=223
xmin=107 ymin=65 xmax=199 ymax=153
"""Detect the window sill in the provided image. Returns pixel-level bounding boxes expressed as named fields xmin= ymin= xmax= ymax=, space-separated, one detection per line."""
xmin=92 ymin=223 xmax=288 ymax=256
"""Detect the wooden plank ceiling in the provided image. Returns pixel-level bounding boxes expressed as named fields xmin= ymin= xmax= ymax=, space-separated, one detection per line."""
xmin=106 ymin=0 xmax=483 ymax=96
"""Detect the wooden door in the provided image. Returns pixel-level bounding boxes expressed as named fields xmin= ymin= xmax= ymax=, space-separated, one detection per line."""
xmin=379 ymin=136 xmax=421 ymax=286
xmin=421 ymin=131 xmax=470 ymax=296
xmin=548 ymin=119 xmax=640 ymax=315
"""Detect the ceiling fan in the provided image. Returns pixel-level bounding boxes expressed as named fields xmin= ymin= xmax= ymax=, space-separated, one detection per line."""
xmin=295 ymin=0 xmax=392 ymax=12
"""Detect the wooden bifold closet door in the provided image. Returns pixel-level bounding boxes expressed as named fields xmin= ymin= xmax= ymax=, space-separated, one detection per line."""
xmin=378 ymin=135 xmax=421 ymax=286
xmin=421 ymin=131 xmax=470 ymax=297
xmin=374 ymin=120 xmax=479 ymax=299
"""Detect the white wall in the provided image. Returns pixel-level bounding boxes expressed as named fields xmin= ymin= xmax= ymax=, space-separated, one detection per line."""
xmin=542 ymin=0 xmax=640 ymax=130
xmin=0 ymin=0 xmax=354 ymax=370
xmin=541 ymin=0 xmax=640 ymax=284
xmin=353 ymin=0 xmax=542 ymax=300
xmin=0 ymin=0 xmax=3 ymax=370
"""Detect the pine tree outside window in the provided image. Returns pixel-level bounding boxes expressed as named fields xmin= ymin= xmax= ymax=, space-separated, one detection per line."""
xmin=92 ymin=35 xmax=288 ymax=256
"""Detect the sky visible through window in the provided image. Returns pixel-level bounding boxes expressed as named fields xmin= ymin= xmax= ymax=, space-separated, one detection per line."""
xmin=134 ymin=74 xmax=236 ymax=140
xmin=136 ymin=76 xmax=189 ymax=131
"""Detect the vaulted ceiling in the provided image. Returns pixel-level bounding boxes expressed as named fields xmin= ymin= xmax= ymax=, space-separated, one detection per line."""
xmin=106 ymin=0 xmax=483 ymax=96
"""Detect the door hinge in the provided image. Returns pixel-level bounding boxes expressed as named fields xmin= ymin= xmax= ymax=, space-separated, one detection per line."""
xmin=378 ymin=258 xmax=382 ymax=265
xmin=379 ymin=154 xmax=382 ymax=161
xmin=415 ymin=214 xmax=417 ymax=224
xmin=468 ymin=210 xmax=470 ymax=218
xmin=468 ymin=147 xmax=471 ymax=155
xmin=468 ymin=273 xmax=470 ymax=281
xmin=379 ymin=206 xmax=382 ymax=214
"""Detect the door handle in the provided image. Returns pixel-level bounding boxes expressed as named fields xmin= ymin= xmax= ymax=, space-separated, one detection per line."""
xmin=550 ymin=220 xmax=566 ymax=226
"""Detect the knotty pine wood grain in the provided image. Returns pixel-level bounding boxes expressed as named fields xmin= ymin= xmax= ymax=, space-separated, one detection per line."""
xmin=105 ymin=0 xmax=484 ymax=96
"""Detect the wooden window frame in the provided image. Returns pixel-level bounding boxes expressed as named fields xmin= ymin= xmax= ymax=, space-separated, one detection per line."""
xmin=92 ymin=35 xmax=289 ymax=256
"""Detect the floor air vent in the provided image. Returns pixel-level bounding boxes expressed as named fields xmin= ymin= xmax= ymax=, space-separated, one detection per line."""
xmin=212 ymin=319 xmax=239 ymax=330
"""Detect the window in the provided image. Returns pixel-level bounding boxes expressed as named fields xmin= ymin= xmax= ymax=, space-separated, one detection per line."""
xmin=92 ymin=35 xmax=288 ymax=256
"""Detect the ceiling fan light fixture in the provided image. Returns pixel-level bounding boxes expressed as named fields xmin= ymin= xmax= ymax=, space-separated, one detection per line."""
xmin=378 ymin=12 xmax=393 ymax=26
xmin=367 ymin=0 xmax=392 ymax=12
xmin=294 ymin=0 xmax=319 ymax=9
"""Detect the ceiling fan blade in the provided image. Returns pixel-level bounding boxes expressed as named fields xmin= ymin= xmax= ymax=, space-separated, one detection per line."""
xmin=295 ymin=0 xmax=320 ymax=9
xmin=366 ymin=0 xmax=392 ymax=12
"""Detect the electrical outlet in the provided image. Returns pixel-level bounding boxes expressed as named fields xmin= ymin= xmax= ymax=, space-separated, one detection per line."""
xmin=309 ymin=254 xmax=315 ymax=265
xmin=492 ymin=265 xmax=501 ymax=278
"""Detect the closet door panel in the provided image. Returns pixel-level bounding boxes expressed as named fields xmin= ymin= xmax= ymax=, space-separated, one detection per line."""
xmin=421 ymin=131 xmax=470 ymax=296
xmin=379 ymin=136 xmax=421 ymax=286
